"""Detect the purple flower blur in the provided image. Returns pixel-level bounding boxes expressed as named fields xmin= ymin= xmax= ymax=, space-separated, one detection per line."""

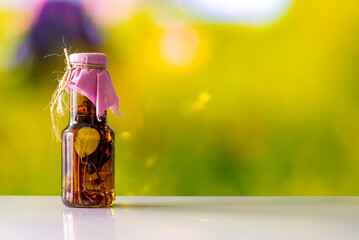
xmin=15 ymin=0 xmax=100 ymax=66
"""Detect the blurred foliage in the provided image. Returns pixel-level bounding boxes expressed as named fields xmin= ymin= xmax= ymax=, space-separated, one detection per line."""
xmin=0 ymin=0 xmax=359 ymax=196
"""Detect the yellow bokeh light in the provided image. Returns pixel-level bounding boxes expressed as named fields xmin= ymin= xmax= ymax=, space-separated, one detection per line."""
xmin=159 ymin=24 xmax=200 ymax=67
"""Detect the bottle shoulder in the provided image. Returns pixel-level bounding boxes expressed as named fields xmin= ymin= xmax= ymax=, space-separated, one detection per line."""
xmin=62 ymin=122 xmax=113 ymax=135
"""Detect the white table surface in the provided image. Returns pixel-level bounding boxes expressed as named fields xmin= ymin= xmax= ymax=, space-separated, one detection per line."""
xmin=0 ymin=196 xmax=358 ymax=240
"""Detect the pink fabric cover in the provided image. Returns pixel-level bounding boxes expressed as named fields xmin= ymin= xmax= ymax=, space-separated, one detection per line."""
xmin=66 ymin=53 xmax=121 ymax=120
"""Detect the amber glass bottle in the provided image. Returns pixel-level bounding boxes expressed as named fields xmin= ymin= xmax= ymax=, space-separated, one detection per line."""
xmin=62 ymin=88 xmax=115 ymax=207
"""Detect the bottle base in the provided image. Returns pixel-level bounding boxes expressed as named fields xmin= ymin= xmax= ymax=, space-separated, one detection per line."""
xmin=62 ymin=190 xmax=115 ymax=208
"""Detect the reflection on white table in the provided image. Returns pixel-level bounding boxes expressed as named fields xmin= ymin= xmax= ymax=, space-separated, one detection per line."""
xmin=0 ymin=196 xmax=358 ymax=239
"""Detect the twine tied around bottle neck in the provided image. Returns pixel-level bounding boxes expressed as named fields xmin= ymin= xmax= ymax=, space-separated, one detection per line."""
xmin=50 ymin=48 xmax=106 ymax=141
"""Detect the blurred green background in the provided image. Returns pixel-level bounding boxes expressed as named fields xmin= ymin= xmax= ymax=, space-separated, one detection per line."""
xmin=0 ymin=0 xmax=359 ymax=196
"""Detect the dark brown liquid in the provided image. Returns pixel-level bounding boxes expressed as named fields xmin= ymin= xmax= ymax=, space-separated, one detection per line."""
xmin=62 ymin=89 xmax=115 ymax=207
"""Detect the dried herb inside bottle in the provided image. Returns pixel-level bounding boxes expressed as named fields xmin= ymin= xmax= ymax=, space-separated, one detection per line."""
xmin=62 ymin=89 xmax=115 ymax=207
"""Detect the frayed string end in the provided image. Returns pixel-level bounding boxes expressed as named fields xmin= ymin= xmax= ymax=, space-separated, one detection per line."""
xmin=49 ymin=48 xmax=73 ymax=141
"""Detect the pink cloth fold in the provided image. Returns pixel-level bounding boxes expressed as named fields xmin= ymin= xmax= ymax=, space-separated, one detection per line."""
xmin=66 ymin=53 xmax=121 ymax=120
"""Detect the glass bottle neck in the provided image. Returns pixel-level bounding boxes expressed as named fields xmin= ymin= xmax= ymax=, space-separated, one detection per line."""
xmin=69 ymin=88 xmax=106 ymax=125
